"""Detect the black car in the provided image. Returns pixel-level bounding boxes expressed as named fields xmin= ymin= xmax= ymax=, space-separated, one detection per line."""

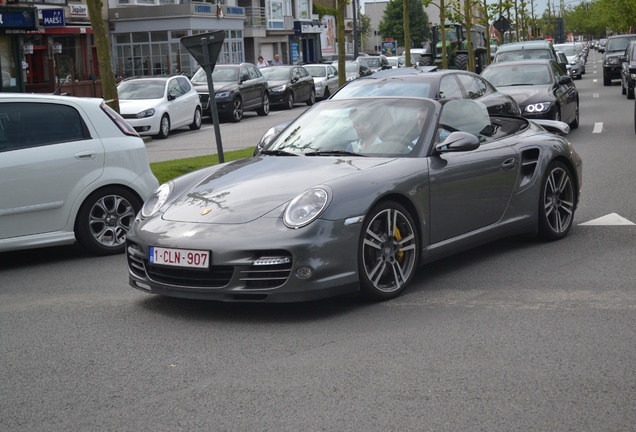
xmin=190 ymin=63 xmax=270 ymax=122
xmin=481 ymin=59 xmax=579 ymax=128
xmin=260 ymin=65 xmax=316 ymax=109
xmin=356 ymin=55 xmax=391 ymax=73
xmin=331 ymin=66 xmax=521 ymax=116
xmin=620 ymin=40 xmax=636 ymax=99
xmin=603 ymin=34 xmax=636 ymax=86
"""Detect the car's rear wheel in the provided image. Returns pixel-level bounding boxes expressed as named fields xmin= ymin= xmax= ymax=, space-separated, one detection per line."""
xmin=75 ymin=186 xmax=141 ymax=255
xmin=156 ymin=114 xmax=170 ymax=139
xmin=230 ymin=97 xmax=243 ymax=122
xmin=359 ymin=201 xmax=419 ymax=301
xmin=284 ymin=92 xmax=294 ymax=110
xmin=454 ymin=53 xmax=468 ymax=71
xmin=306 ymin=89 xmax=316 ymax=106
xmin=189 ymin=107 xmax=202 ymax=130
xmin=256 ymin=92 xmax=270 ymax=116
xmin=538 ymin=161 xmax=575 ymax=241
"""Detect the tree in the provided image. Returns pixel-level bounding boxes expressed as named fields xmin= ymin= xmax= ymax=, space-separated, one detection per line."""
xmin=86 ymin=0 xmax=119 ymax=112
xmin=337 ymin=0 xmax=347 ymax=87
xmin=378 ymin=0 xmax=430 ymax=50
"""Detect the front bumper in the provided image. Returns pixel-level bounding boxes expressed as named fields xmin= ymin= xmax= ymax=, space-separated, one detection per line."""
xmin=268 ymin=90 xmax=286 ymax=105
xmin=604 ymin=64 xmax=622 ymax=79
xmin=123 ymin=116 xmax=161 ymax=136
xmin=126 ymin=216 xmax=362 ymax=302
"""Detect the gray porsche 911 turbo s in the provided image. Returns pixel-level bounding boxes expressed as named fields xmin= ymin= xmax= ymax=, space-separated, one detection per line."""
xmin=126 ymin=96 xmax=582 ymax=303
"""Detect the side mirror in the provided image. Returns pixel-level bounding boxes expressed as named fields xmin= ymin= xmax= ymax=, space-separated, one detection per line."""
xmin=168 ymin=90 xmax=178 ymax=100
xmin=435 ymin=132 xmax=480 ymax=153
xmin=559 ymin=75 xmax=572 ymax=85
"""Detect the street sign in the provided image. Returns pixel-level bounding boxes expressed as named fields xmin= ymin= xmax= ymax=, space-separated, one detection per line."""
xmin=493 ymin=16 xmax=511 ymax=34
xmin=181 ymin=31 xmax=226 ymax=162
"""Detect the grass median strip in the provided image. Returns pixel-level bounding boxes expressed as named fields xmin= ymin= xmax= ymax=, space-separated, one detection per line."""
xmin=150 ymin=147 xmax=256 ymax=184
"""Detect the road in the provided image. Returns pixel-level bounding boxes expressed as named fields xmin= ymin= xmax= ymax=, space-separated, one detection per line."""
xmin=2 ymin=49 xmax=636 ymax=431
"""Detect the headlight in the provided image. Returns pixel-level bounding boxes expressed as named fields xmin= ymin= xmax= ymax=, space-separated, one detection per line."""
xmin=525 ymin=102 xmax=551 ymax=113
xmin=271 ymin=85 xmax=286 ymax=92
xmin=607 ymin=58 xmax=618 ymax=64
xmin=315 ymin=81 xmax=324 ymax=89
xmin=283 ymin=188 xmax=330 ymax=229
xmin=215 ymin=91 xmax=231 ymax=98
xmin=141 ymin=182 xmax=173 ymax=218
xmin=136 ymin=108 xmax=155 ymax=118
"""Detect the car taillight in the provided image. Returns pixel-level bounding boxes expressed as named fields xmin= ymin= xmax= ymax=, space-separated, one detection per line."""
xmin=100 ymin=102 xmax=140 ymax=137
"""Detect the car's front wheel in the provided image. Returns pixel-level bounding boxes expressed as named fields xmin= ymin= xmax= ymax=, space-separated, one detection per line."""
xmin=284 ymin=92 xmax=294 ymax=110
xmin=358 ymin=201 xmax=419 ymax=301
xmin=156 ymin=114 xmax=170 ymax=139
xmin=538 ymin=162 xmax=575 ymax=241
xmin=256 ymin=92 xmax=270 ymax=116
xmin=189 ymin=107 xmax=202 ymax=130
xmin=230 ymin=97 xmax=243 ymax=122
xmin=75 ymin=187 xmax=142 ymax=255
xmin=306 ymin=89 xmax=316 ymax=106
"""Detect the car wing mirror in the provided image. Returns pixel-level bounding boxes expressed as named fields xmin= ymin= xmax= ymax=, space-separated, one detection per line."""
xmin=559 ymin=75 xmax=572 ymax=85
xmin=435 ymin=132 xmax=480 ymax=153
xmin=168 ymin=90 xmax=178 ymax=100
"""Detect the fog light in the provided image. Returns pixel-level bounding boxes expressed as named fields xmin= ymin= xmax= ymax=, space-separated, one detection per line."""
xmin=296 ymin=267 xmax=312 ymax=279
xmin=253 ymin=256 xmax=291 ymax=266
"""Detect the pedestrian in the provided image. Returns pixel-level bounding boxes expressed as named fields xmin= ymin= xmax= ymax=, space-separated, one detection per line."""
xmin=270 ymin=54 xmax=283 ymax=65
xmin=256 ymin=56 xmax=268 ymax=68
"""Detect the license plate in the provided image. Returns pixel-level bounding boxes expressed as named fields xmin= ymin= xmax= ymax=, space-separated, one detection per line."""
xmin=149 ymin=246 xmax=210 ymax=268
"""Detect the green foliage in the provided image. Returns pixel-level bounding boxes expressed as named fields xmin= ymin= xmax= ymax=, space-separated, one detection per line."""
xmin=313 ymin=3 xmax=337 ymax=19
xmin=378 ymin=0 xmax=430 ymax=47
xmin=150 ymin=148 xmax=255 ymax=184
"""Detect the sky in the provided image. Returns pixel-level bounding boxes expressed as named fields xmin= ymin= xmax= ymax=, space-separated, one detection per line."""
xmin=360 ymin=0 xmax=554 ymax=17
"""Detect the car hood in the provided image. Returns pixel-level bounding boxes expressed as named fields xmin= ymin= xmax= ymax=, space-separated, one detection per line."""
xmin=267 ymin=80 xmax=289 ymax=88
xmin=497 ymin=85 xmax=551 ymax=105
xmin=162 ymin=157 xmax=396 ymax=224
xmin=119 ymin=98 xmax=162 ymax=114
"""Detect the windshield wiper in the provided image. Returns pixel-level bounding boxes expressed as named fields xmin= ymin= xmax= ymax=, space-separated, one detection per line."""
xmin=260 ymin=149 xmax=298 ymax=156
xmin=304 ymin=150 xmax=364 ymax=157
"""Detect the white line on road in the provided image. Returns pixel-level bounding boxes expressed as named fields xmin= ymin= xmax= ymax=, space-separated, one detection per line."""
xmin=593 ymin=93 xmax=599 ymax=98
xmin=593 ymin=122 xmax=603 ymax=133
xmin=593 ymin=79 xmax=598 ymax=82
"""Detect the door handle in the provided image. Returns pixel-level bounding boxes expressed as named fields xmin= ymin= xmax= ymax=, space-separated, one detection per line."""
xmin=501 ymin=158 xmax=516 ymax=170
xmin=75 ymin=150 xmax=96 ymax=160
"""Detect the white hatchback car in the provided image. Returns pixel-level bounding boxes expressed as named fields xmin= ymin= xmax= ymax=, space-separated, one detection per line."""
xmin=0 ymin=93 xmax=159 ymax=255
xmin=118 ymin=76 xmax=202 ymax=139
xmin=302 ymin=64 xmax=340 ymax=99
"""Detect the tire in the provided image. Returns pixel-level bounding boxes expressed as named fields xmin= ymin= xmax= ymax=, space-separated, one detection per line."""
xmin=358 ymin=201 xmax=419 ymax=301
xmin=256 ymin=92 xmax=270 ymax=116
xmin=306 ymin=89 xmax=316 ymax=106
xmin=323 ymin=87 xmax=331 ymax=100
xmin=189 ymin=107 xmax=202 ymax=130
xmin=569 ymin=102 xmax=579 ymax=129
xmin=418 ymin=56 xmax=433 ymax=66
xmin=538 ymin=162 xmax=575 ymax=241
xmin=75 ymin=187 xmax=142 ymax=255
xmin=628 ymin=87 xmax=634 ymax=100
xmin=454 ymin=53 xmax=468 ymax=71
xmin=156 ymin=114 xmax=170 ymax=139
xmin=553 ymin=106 xmax=561 ymax=122
xmin=284 ymin=92 xmax=294 ymax=110
xmin=230 ymin=97 xmax=243 ymax=122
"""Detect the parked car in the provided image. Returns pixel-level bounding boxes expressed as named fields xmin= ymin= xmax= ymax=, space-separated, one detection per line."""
xmin=356 ymin=55 xmax=391 ymax=73
xmin=603 ymin=34 xmax=636 ymax=86
xmin=554 ymin=43 xmax=585 ymax=79
xmin=494 ymin=40 xmax=568 ymax=74
xmin=332 ymin=66 xmax=521 ymax=116
xmin=127 ymin=96 xmax=582 ymax=302
xmin=190 ymin=63 xmax=270 ymax=122
xmin=556 ymin=51 xmax=573 ymax=77
xmin=386 ymin=57 xmax=401 ymax=68
xmin=621 ymin=40 xmax=636 ymax=99
xmin=118 ymin=76 xmax=202 ymax=139
xmin=332 ymin=60 xmax=373 ymax=82
xmin=302 ymin=64 xmax=340 ymax=100
xmin=481 ymin=59 xmax=579 ymax=128
xmin=320 ymin=54 xmax=355 ymax=63
xmin=0 ymin=93 xmax=159 ymax=255
xmin=260 ymin=65 xmax=316 ymax=109
xmin=598 ymin=38 xmax=607 ymax=53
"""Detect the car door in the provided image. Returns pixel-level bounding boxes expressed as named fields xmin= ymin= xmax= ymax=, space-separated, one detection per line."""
xmin=299 ymin=67 xmax=313 ymax=98
xmin=0 ymin=100 xmax=105 ymax=240
xmin=239 ymin=65 xmax=256 ymax=108
xmin=246 ymin=65 xmax=263 ymax=108
xmin=328 ymin=66 xmax=339 ymax=93
xmin=177 ymin=76 xmax=199 ymax=123
xmin=167 ymin=77 xmax=188 ymax=127
xmin=551 ymin=61 xmax=577 ymax=122
xmin=427 ymin=101 xmax=518 ymax=243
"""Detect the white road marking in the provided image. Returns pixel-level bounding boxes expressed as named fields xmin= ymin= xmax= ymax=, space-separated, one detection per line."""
xmin=580 ymin=213 xmax=636 ymax=226
xmin=593 ymin=79 xmax=598 ymax=82
xmin=593 ymin=122 xmax=603 ymax=133
xmin=593 ymin=93 xmax=599 ymax=98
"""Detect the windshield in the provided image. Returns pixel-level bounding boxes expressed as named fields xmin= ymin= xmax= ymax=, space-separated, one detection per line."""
xmin=482 ymin=64 xmax=552 ymax=86
xmin=260 ymin=68 xmax=291 ymax=81
xmin=268 ymin=98 xmax=435 ymax=156
xmin=117 ymin=80 xmax=166 ymax=99
xmin=555 ymin=46 xmax=578 ymax=56
xmin=606 ymin=36 xmax=636 ymax=52
xmin=363 ymin=57 xmax=382 ymax=67
xmin=191 ymin=67 xmax=239 ymax=84
xmin=304 ymin=66 xmax=326 ymax=77
xmin=332 ymin=78 xmax=434 ymax=99
xmin=496 ymin=49 xmax=553 ymax=62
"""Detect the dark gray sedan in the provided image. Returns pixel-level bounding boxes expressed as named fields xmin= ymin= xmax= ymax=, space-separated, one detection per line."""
xmin=127 ymin=97 xmax=582 ymax=303
xmin=260 ymin=65 xmax=316 ymax=109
